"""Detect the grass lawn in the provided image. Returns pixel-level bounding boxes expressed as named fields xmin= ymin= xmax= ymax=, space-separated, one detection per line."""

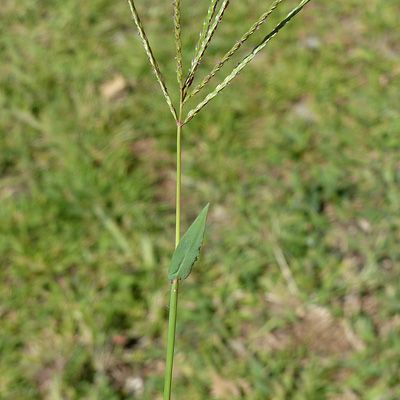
xmin=1 ymin=0 xmax=399 ymax=399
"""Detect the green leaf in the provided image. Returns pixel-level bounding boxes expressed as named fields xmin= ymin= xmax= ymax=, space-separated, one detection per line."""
xmin=168 ymin=204 xmax=210 ymax=280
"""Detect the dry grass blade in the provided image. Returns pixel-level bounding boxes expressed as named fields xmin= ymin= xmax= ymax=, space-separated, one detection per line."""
xmin=174 ymin=0 xmax=183 ymax=87
xmin=183 ymin=0 xmax=230 ymax=93
xmin=186 ymin=0 xmax=285 ymax=101
xmin=273 ymin=246 xmax=299 ymax=295
xmin=184 ymin=0 xmax=311 ymax=124
xmin=127 ymin=0 xmax=177 ymax=121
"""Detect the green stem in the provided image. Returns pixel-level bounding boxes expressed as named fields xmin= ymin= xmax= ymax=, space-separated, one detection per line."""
xmin=163 ymin=279 xmax=179 ymax=400
xmin=175 ymin=111 xmax=182 ymax=247
xmin=163 ymin=99 xmax=183 ymax=400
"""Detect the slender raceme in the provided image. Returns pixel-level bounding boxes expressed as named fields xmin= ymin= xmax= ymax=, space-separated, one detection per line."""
xmin=192 ymin=0 xmax=221 ymax=64
xmin=184 ymin=0 xmax=312 ymax=124
xmin=127 ymin=0 xmax=177 ymax=121
xmin=125 ymin=0 xmax=313 ymax=398
xmin=185 ymin=0 xmax=285 ymax=102
xmin=174 ymin=0 xmax=183 ymax=87
xmin=183 ymin=0 xmax=230 ymax=94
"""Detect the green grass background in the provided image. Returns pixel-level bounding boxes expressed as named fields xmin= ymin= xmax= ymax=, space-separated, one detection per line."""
xmin=1 ymin=0 xmax=399 ymax=399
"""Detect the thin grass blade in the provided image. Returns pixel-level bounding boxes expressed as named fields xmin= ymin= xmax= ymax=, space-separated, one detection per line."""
xmin=184 ymin=0 xmax=312 ymax=124
xmin=184 ymin=0 xmax=230 ymax=93
xmin=127 ymin=0 xmax=177 ymax=121
xmin=186 ymin=0 xmax=285 ymax=101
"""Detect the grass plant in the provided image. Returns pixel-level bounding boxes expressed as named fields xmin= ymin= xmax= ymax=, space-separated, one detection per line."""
xmin=1 ymin=0 xmax=400 ymax=398
xmin=127 ymin=1 xmax=312 ymax=398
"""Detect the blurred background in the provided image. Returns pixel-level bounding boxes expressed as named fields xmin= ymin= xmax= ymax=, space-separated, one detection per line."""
xmin=1 ymin=0 xmax=399 ymax=399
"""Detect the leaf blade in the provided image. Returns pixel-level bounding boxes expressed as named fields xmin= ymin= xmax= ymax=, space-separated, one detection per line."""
xmin=168 ymin=204 xmax=210 ymax=280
